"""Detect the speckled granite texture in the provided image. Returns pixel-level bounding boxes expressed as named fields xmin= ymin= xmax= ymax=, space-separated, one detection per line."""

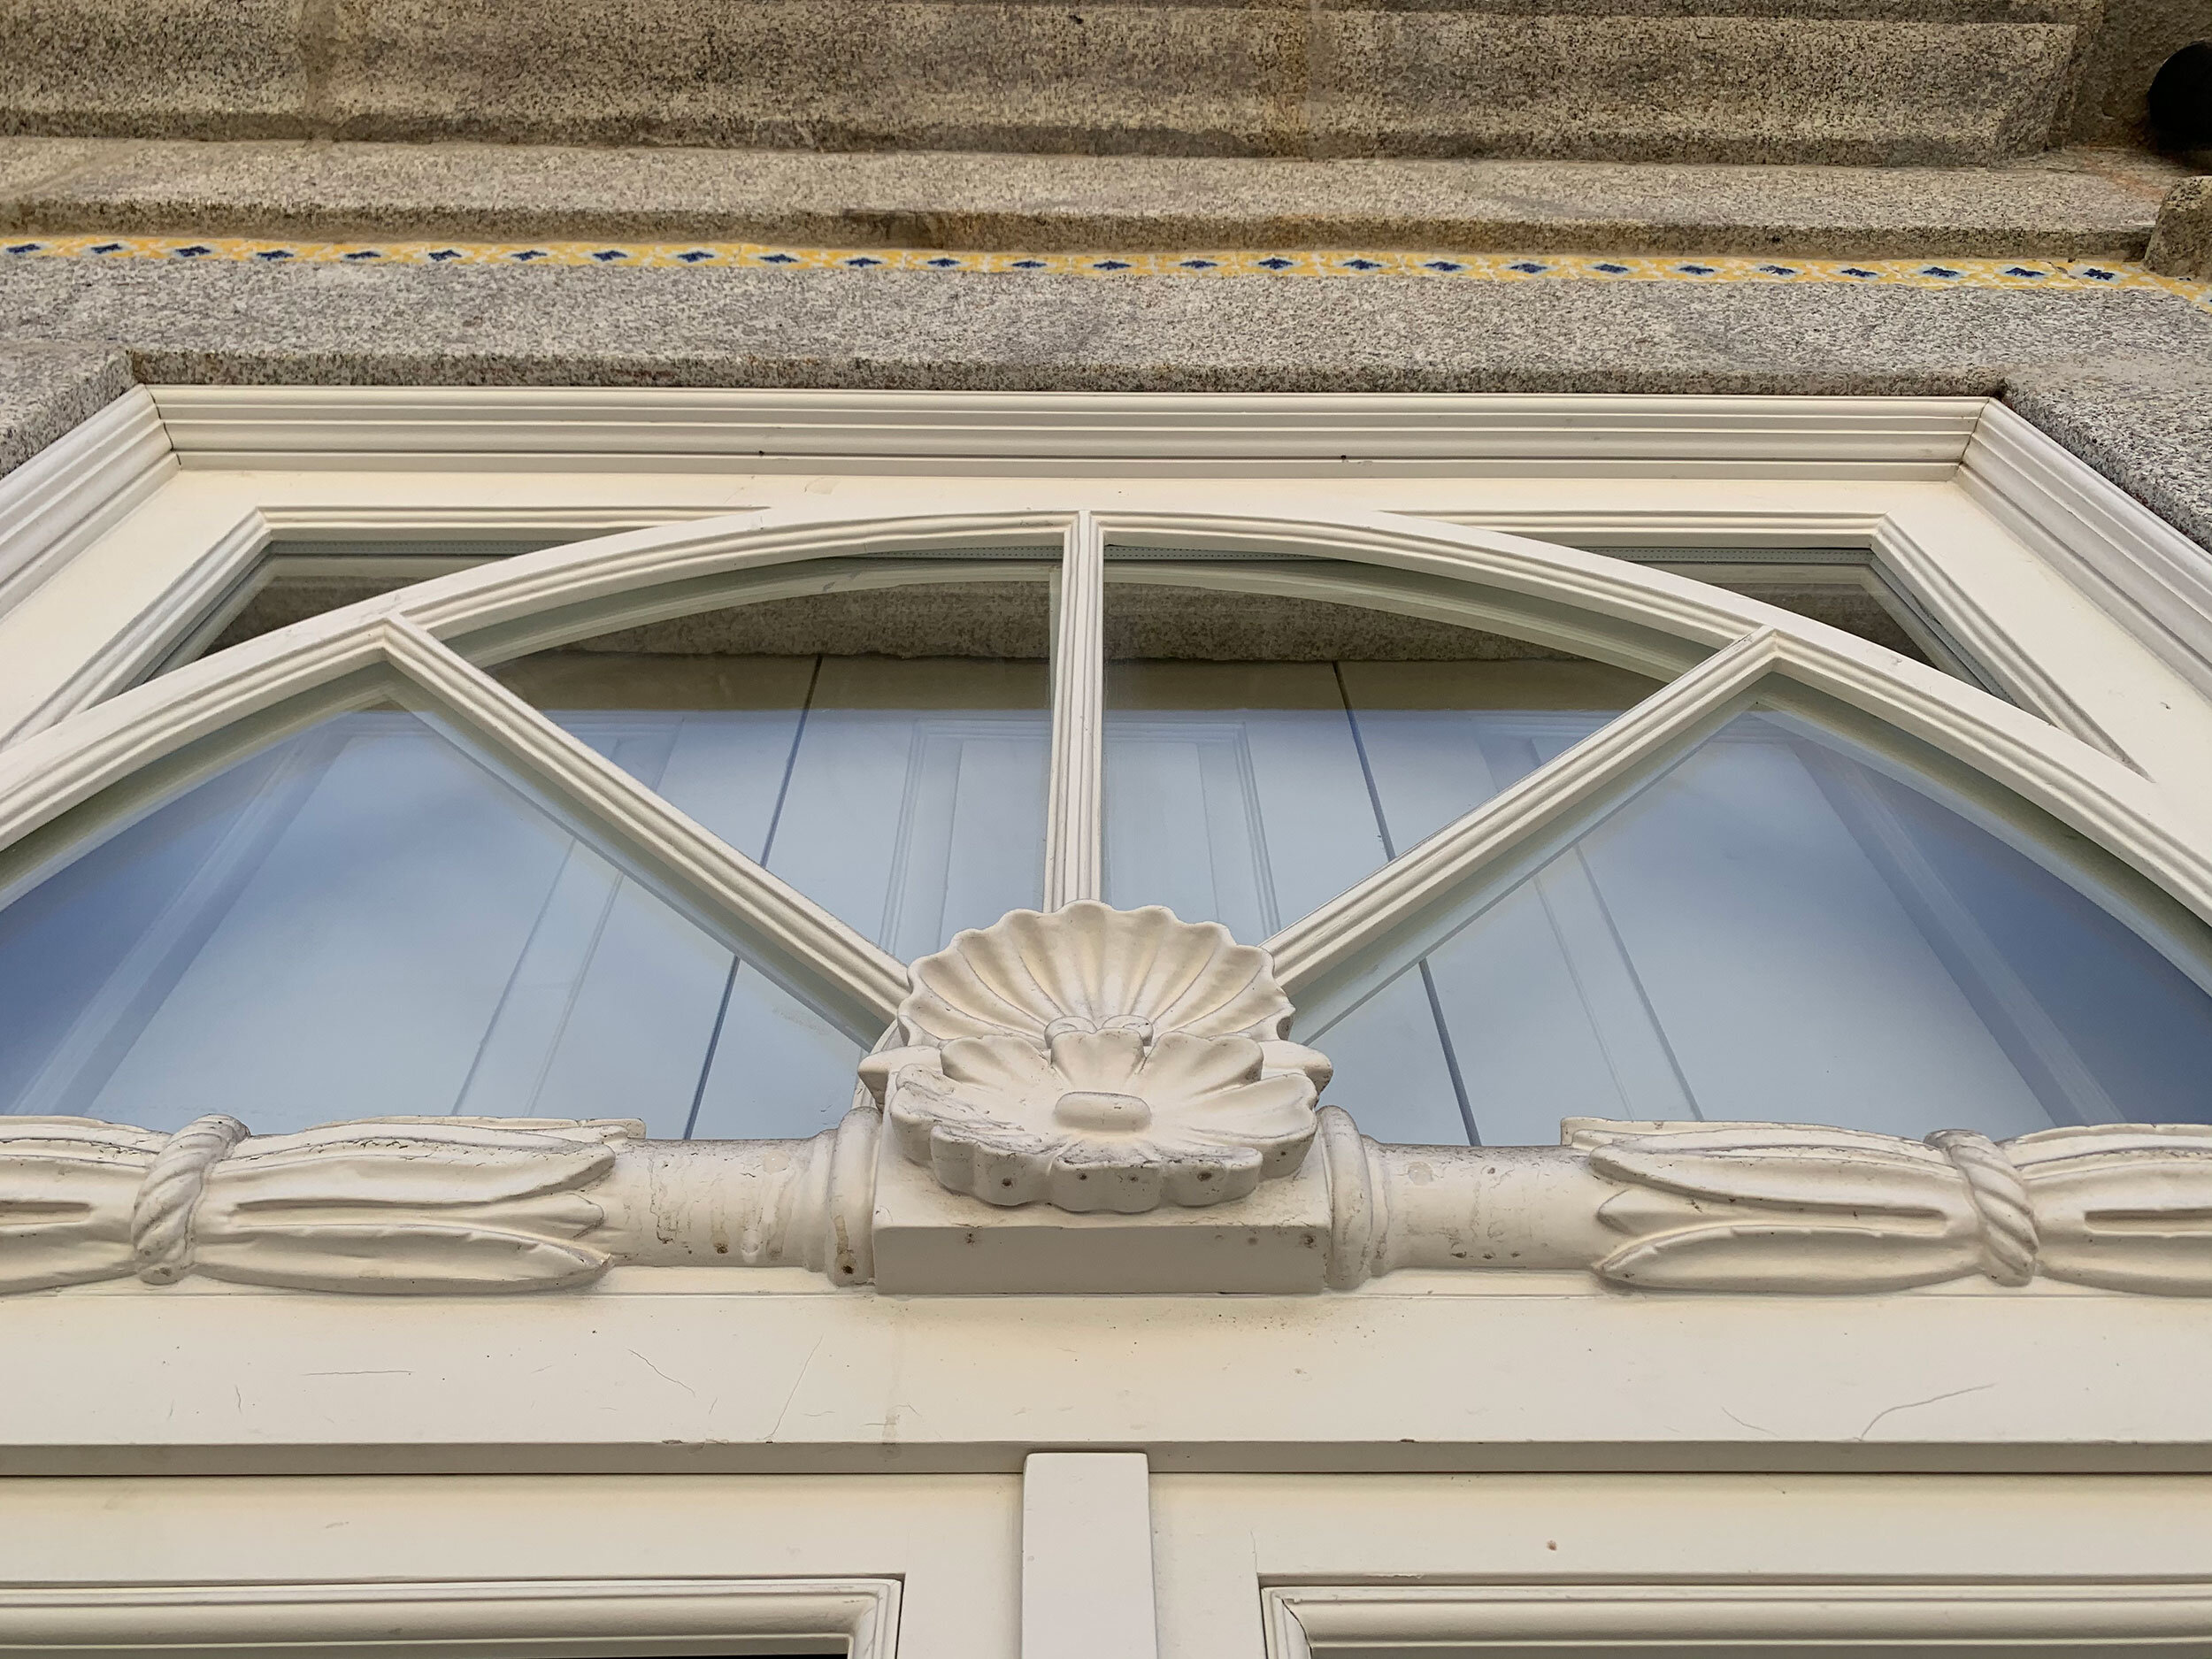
xmin=0 ymin=0 xmax=2098 ymax=165
xmin=2148 ymin=177 xmax=2212 ymax=279
xmin=0 ymin=254 xmax=2207 ymax=555
xmin=4 ymin=252 xmax=2208 ymax=391
xmin=0 ymin=137 xmax=2186 ymax=259
xmin=0 ymin=338 xmax=129 ymax=475
xmin=2066 ymin=0 xmax=2211 ymax=146
xmin=2003 ymin=357 xmax=2212 ymax=552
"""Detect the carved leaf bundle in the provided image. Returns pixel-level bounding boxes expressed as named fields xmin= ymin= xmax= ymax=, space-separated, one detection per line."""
xmin=1571 ymin=1121 xmax=1985 ymax=1293
xmin=0 ymin=1120 xmax=160 ymax=1293
xmin=190 ymin=1120 xmax=627 ymax=1292
xmin=2012 ymin=1125 xmax=2212 ymax=1294
xmin=0 ymin=1116 xmax=634 ymax=1294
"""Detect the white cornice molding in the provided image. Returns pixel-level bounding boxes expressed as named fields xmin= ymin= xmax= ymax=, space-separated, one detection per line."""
xmin=143 ymin=388 xmax=1983 ymax=475
xmin=1962 ymin=401 xmax=2212 ymax=703
xmin=11 ymin=391 xmax=2202 ymax=718
xmin=0 ymin=387 xmax=172 ymax=614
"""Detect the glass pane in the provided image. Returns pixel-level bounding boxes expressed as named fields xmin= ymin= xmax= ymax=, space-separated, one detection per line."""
xmin=496 ymin=574 xmax=1055 ymax=961
xmin=1101 ymin=566 xmax=1669 ymax=944
xmin=1594 ymin=545 xmax=1970 ymax=680
xmin=157 ymin=538 xmax=580 ymax=673
xmin=1310 ymin=710 xmax=2212 ymax=1146
xmin=0 ymin=709 xmax=860 ymax=1139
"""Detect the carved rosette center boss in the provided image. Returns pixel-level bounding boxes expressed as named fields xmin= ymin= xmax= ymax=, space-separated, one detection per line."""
xmin=858 ymin=903 xmax=1333 ymax=1212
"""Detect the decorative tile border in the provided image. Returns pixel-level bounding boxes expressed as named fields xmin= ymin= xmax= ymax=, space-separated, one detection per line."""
xmin=4 ymin=234 xmax=2207 ymax=311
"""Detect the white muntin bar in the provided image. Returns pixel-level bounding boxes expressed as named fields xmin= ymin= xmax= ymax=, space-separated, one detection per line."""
xmin=380 ymin=616 xmax=907 ymax=1041
xmin=1044 ymin=509 xmax=1106 ymax=909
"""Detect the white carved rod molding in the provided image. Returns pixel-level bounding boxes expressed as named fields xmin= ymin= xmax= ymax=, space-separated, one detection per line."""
xmin=12 ymin=1103 xmax=2212 ymax=1300
xmin=7 ymin=903 xmax=2210 ymax=1301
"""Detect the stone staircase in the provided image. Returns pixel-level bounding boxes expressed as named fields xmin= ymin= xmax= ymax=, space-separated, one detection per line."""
xmin=0 ymin=0 xmax=2177 ymax=166
xmin=0 ymin=136 xmax=2187 ymax=262
xmin=0 ymin=0 xmax=2203 ymax=271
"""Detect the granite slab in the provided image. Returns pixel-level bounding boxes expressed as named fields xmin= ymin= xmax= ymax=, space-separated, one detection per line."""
xmin=2148 ymin=176 xmax=2212 ymax=277
xmin=2004 ymin=355 xmax=2212 ymax=552
xmin=0 ymin=0 xmax=2101 ymax=165
xmin=4 ymin=250 xmax=2208 ymax=395
xmin=0 ymin=339 xmax=133 ymax=476
xmin=3 ymin=254 xmax=2207 ymax=560
xmin=0 ymin=139 xmax=2185 ymax=258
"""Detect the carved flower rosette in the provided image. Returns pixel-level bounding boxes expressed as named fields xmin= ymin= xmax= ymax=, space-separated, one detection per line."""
xmin=860 ymin=902 xmax=1332 ymax=1212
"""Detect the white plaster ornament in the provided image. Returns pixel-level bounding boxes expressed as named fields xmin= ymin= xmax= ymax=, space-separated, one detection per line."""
xmin=0 ymin=1114 xmax=632 ymax=1295
xmin=6 ymin=903 xmax=2212 ymax=1294
xmin=858 ymin=902 xmax=1332 ymax=1212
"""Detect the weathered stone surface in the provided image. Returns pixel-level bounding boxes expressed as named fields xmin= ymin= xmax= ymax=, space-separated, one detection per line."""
xmin=1307 ymin=14 xmax=2080 ymax=164
xmin=2005 ymin=356 xmax=2212 ymax=552
xmin=2147 ymin=175 xmax=2212 ymax=277
xmin=321 ymin=0 xmax=1303 ymax=155
xmin=0 ymin=136 xmax=125 ymax=224
xmin=0 ymin=0 xmax=307 ymax=139
xmin=0 ymin=0 xmax=2104 ymax=164
xmin=2065 ymin=0 xmax=2210 ymax=145
xmin=0 ymin=138 xmax=2183 ymax=257
xmin=0 ymin=339 xmax=131 ymax=477
xmin=2 ymin=252 xmax=2208 ymax=563
xmin=2 ymin=243 xmax=2205 ymax=396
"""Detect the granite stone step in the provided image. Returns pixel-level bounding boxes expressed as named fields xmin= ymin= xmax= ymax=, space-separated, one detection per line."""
xmin=2149 ymin=176 xmax=2212 ymax=276
xmin=0 ymin=0 xmax=2108 ymax=166
xmin=0 ymin=138 xmax=2187 ymax=259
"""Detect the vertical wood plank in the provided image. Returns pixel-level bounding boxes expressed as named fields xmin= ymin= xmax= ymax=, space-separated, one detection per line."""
xmin=1024 ymin=1452 xmax=1159 ymax=1659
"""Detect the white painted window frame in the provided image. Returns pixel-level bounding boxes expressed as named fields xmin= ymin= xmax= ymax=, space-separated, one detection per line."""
xmin=4 ymin=390 xmax=2211 ymax=1060
xmin=0 ymin=1577 xmax=899 ymax=1658
xmin=15 ymin=1463 xmax=2212 ymax=1659
xmin=1261 ymin=1581 xmax=2212 ymax=1657
xmin=6 ymin=394 xmax=2212 ymax=1659
xmin=4 ymin=390 xmax=2209 ymax=779
xmin=1156 ymin=1471 xmax=2212 ymax=1659
xmin=0 ymin=1469 xmax=1024 ymax=1659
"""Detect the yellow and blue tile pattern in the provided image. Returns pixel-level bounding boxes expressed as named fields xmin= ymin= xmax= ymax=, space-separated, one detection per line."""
xmin=4 ymin=234 xmax=2207 ymax=311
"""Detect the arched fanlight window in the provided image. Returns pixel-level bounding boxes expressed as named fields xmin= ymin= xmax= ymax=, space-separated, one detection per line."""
xmin=4 ymin=506 xmax=2210 ymax=1147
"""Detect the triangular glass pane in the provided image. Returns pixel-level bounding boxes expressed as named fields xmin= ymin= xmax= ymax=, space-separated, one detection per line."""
xmin=1585 ymin=544 xmax=1981 ymax=682
xmin=1308 ymin=710 xmax=2212 ymax=1145
xmin=0 ymin=710 xmax=859 ymax=1139
xmin=1100 ymin=564 xmax=1670 ymax=941
xmin=148 ymin=536 xmax=578 ymax=682
xmin=496 ymin=573 xmax=1054 ymax=961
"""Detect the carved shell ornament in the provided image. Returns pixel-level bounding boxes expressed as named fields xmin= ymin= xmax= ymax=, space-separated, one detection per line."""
xmin=858 ymin=902 xmax=1333 ymax=1211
